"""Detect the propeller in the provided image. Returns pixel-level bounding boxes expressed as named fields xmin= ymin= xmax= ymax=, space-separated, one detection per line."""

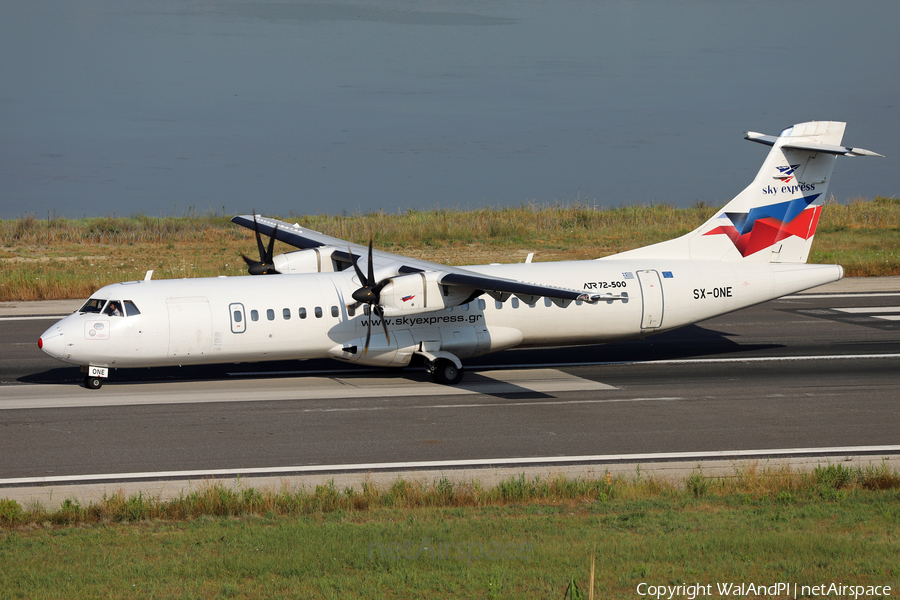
xmin=348 ymin=239 xmax=390 ymax=354
xmin=241 ymin=212 xmax=280 ymax=275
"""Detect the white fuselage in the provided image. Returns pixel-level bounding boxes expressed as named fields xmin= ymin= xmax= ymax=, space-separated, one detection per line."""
xmin=39 ymin=258 xmax=842 ymax=372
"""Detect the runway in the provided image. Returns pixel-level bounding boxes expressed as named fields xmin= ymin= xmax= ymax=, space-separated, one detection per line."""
xmin=1 ymin=281 xmax=899 ymax=499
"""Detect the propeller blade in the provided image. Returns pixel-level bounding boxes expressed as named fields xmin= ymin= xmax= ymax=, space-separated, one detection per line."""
xmin=347 ymin=239 xmax=390 ymax=354
xmin=349 ymin=246 xmax=368 ymax=287
xmin=362 ymin=313 xmax=372 ymax=355
xmin=366 ymin=239 xmax=375 ymax=292
xmin=254 ymin=230 xmax=266 ymax=264
xmin=374 ymin=305 xmax=390 ymax=345
xmin=265 ymin=225 xmax=278 ymax=263
xmin=242 ymin=212 xmax=281 ymax=275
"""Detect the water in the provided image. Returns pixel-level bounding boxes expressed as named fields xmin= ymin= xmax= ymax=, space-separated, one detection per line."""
xmin=1 ymin=0 xmax=897 ymax=220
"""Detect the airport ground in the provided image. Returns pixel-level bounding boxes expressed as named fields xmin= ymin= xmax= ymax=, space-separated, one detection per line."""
xmin=1 ymin=277 xmax=898 ymax=508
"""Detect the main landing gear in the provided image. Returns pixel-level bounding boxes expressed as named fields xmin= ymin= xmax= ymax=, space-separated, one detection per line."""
xmin=416 ymin=349 xmax=464 ymax=385
xmin=426 ymin=357 xmax=464 ymax=385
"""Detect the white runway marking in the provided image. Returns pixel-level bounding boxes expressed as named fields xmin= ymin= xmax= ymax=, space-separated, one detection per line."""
xmin=3 ymin=445 xmax=899 ymax=487
xmin=641 ymin=353 xmax=900 ymax=365
xmin=0 ymin=315 xmax=68 ymax=321
xmin=300 ymin=396 xmax=682 ymax=414
xmin=831 ymin=306 xmax=900 ymax=321
xmin=785 ymin=292 xmax=900 ymax=299
xmin=834 ymin=306 xmax=900 ymax=313
xmin=0 ymin=368 xmax=616 ymax=411
xmin=477 ymin=353 xmax=900 ymax=370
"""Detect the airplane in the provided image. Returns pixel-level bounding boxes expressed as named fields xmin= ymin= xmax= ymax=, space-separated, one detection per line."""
xmin=38 ymin=121 xmax=881 ymax=389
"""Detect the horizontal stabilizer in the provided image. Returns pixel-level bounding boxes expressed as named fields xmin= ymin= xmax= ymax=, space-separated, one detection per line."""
xmin=745 ymin=131 xmax=883 ymax=157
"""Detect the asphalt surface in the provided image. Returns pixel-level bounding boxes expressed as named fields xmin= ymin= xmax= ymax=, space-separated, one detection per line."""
xmin=1 ymin=280 xmax=899 ymax=503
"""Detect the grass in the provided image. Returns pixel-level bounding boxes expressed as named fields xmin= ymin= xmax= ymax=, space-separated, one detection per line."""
xmin=1 ymin=196 xmax=897 ymax=301
xmin=2 ymin=462 xmax=899 ymax=598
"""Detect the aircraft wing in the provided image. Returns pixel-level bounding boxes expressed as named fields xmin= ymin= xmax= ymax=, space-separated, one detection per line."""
xmin=232 ymin=214 xmax=607 ymax=303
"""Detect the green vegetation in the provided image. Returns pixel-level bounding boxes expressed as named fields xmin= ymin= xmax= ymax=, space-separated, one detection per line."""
xmin=1 ymin=196 xmax=897 ymax=301
xmin=2 ymin=462 xmax=899 ymax=598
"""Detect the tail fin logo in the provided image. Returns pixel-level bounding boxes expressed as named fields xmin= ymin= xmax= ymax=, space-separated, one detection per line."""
xmin=775 ymin=164 xmax=801 ymax=183
xmin=703 ymin=195 xmax=822 ymax=257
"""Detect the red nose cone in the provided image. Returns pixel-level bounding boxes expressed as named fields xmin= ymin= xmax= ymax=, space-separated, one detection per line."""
xmin=38 ymin=337 xmax=43 ymax=350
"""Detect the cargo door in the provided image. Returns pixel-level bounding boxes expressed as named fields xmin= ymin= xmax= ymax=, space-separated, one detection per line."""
xmin=167 ymin=297 xmax=212 ymax=357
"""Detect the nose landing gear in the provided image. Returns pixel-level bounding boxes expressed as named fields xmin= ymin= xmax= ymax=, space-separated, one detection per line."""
xmin=81 ymin=365 xmax=108 ymax=390
xmin=84 ymin=375 xmax=103 ymax=390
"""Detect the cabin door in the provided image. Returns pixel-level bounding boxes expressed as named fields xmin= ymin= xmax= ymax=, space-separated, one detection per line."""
xmin=637 ymin=270 xmax=664 ymax=329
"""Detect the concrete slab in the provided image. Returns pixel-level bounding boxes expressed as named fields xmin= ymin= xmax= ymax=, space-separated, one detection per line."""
xmin=0 ymin=369 xmax=616 ymax=410
xmin=797 ymin=276 xmax=900 ymax=294
xmin=0 ymin=300 xmax=82 ymax=317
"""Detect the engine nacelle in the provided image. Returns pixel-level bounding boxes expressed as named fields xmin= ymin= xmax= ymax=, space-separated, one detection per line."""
xmin=272 ymin=247 xmax=338 ymax=274
xmin=328 ymin=330 xmax=417 ymax=367
xmin=379 ymin=272 xmax=474 ymax=316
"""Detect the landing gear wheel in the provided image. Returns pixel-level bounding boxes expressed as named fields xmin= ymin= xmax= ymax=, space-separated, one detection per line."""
xmin=430 ymin=358 xmax=463 ymax=385
xmin=84 ymin=375 xmax=103 ymax=390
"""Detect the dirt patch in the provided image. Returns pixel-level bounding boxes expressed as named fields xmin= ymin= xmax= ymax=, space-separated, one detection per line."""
xmin=1 ymin=255 xmax=107 ymax=264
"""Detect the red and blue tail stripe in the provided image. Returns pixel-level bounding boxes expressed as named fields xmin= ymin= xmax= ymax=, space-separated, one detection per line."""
xmin=703 ymin=195 xmax=822 ymax=257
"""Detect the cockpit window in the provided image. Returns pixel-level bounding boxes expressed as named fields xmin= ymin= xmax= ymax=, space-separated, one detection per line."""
xmin=104 ymin=301 xmax=124 ymax=317
xmin=79 ymin=298 xmax=105 ymax=314
xmin=123 ymin=300 xmax=141 ymax=316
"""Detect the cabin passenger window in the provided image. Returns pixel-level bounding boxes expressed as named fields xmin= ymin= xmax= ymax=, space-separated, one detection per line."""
xmin=511 ymin=298 xmax=520 ymax=309
xmin=299 ymin=307 xmax=307 ymax=319
xmin=267 ymin=309 xmax=275 ymax=321
xmin=104 ymin=301 xmax=124 ymax=317
xmin=283 ymin=308 xmax=291 ymax=320
xmin=331 ymin=306 xmax=339 ymax=318
xmin=495 ymin=300 xmax=503 ymax=310
xmin=544 ymin=298 xmax=552 ymax=308
xmin=315 ymin=307 xmax=323 ymax=318
xmin=79 ymin=299 xmax=105 ymax=314
xmin=478 ymin=299 xmax=486 ymax=310
xmin=233 ymin=311 xmax=243 ymax=323
xmin=124 ymin=300 xmax=141 ymax=316
xmin=251 ymin=310 xmax=259 ymax=321
xmin=348 ymin=306 xmax=356 ymax=317
xmin=461 ymin=303 xmax=469 ymax=311
xmin=575 ymin=300 xmax=583 ymax=306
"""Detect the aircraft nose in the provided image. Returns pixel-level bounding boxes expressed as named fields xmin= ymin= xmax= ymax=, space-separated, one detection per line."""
xmin=38 ymin=326 xmax=67 ymax=360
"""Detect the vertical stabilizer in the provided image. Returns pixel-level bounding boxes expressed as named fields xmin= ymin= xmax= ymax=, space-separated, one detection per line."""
xmin=695 ymin=121 xmax=843 ymax=263
xmin=606 ymin=121 xmax=881 ymax=263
